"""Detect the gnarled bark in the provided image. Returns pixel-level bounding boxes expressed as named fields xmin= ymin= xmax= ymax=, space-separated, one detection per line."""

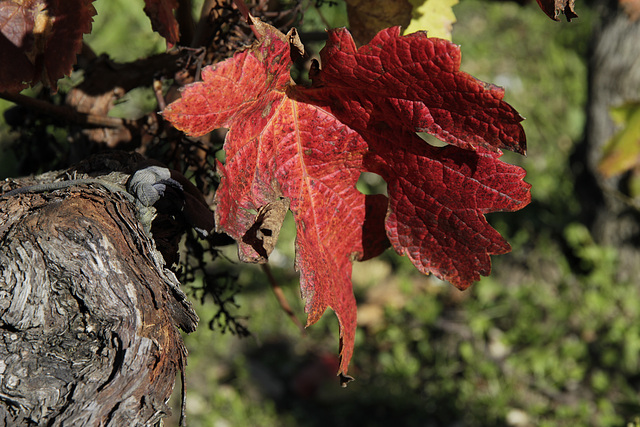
xmin=0 ymin=167 xmax=198 ymax=426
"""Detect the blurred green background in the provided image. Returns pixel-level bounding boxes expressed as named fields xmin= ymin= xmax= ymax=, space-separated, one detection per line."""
xmin=2 ymin=0 xmax=640 ymax=426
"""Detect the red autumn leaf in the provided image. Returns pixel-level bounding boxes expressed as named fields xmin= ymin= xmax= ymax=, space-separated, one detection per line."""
xmin=163 ymin=19 xmax=531 ymax=379
xmin=293 ymin=26 xmax=530 ymax=287
xmin=143 ymin=0 xmax=179 ymax=47
xmin=0 ymin=0 xmax=96 ymax=92
xmin=296 ymin=26 xmax=526 ymax=155
xmin=364 ymin=134 xmax=529 ymax=287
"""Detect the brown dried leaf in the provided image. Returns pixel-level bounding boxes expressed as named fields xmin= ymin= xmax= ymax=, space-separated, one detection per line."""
xmin=535 ymin=0 xmax=578 ymax=21
xmin=241 ymin=198 xmax=291 ymax=263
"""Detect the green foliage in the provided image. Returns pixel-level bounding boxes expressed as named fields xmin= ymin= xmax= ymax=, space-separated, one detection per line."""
xmin=84 ymin=0 xmax=166 ymax=61
xmin=599 ymin=101 xmax=640 ymax=197
xmin=174 ymin=220 xmax=640 ymax=426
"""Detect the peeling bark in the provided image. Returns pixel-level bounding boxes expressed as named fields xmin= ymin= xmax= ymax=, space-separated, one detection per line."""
xmin=0 ymin=167 xmax=198 ymax=426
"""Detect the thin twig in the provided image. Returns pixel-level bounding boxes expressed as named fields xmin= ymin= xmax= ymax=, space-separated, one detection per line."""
xmin=261 ymin=264 xmax=306 ymax=334
xmin=603 ymin=182 xmax=640 ymax=211
xmin=153 ymin=79 xmax=166 ymax=111
xmin=0 ymin=91 xmax=127 ymax=129
xmin=179 ymin=366 xmax=187 ymax=426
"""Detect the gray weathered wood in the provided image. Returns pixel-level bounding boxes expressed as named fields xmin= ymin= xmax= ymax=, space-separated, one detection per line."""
xmin=0 ymin=169 xmax=198 ymax=426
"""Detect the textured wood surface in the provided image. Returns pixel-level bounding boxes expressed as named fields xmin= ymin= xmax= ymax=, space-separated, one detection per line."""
xmin=0 ymin=172 xmax=198 ymax=426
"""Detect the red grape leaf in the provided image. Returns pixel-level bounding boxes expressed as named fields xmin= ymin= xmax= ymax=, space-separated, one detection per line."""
xmin=163 ymin=19 xmax=531 ymax=379
xmin=296 ymin=26 xmax=527 ymax=155
xmin=143 ymin=0 xmax=179 ymax=47
xmin=165 ymin=23 xmax=389 ymax=381
xmin=0 ymin=0 xmax=96 ymax=92
xmin=363 ymin=133 xmax=529 ymax=288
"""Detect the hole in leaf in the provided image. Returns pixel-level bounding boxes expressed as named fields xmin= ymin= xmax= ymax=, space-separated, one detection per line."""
xmin=357 ymin=172 xmax=387 ymax=196
xmin=268 ymin=211 xmax=296 ymax=268
xmin=215 ymin=146 xmax=226 ymax=163
xmin=418 ymin=132 xmax=448 ymax=147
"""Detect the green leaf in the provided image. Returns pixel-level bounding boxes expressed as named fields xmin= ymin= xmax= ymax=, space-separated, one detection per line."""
xmin=598 ymin=102 xmax=640 ymax=178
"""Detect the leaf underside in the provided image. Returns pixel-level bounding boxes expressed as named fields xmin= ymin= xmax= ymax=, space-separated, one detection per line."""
xmin=164 ymin=19 xmax=531 ymax=378
xmin=143 ymin=0 xmax=179 ymax=47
